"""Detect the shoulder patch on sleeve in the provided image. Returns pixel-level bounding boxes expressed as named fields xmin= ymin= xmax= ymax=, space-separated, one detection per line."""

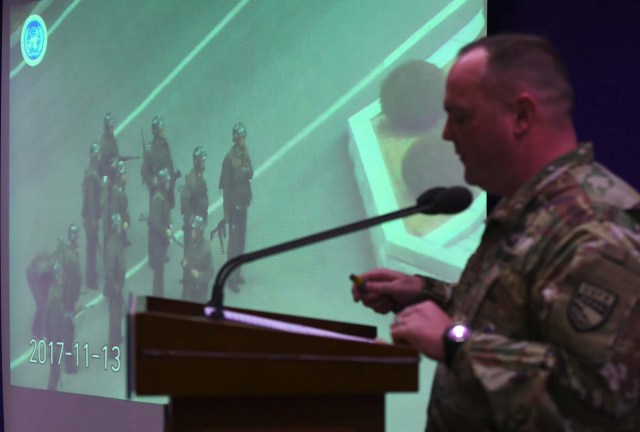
xmin=568 ymin=282 xmax=618 ymax=331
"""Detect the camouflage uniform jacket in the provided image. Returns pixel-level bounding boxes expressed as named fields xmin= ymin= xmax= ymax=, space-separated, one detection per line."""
xmin=180 ymin=168 xmax=209 ymax=223
xmin=420 ymin=144 xmax=640 ymax=431
xmin=219 ymin=144 xmax=253 ymax=220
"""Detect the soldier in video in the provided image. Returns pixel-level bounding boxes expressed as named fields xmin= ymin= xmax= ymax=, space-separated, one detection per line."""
xmin=181 ymin=215 xmax=214 ymax=303
xmin=99 ymin=112 xmax=119 ymax=178
xmin=180 ymin=146 xmax=209 ymax=254
xmin=99 ymin=113 xmax=121 ymax=258
xmin=56 ymin=224 xmax=82 ymax=374
xmin=148 ymin=168 xmax=173 ymax=297
xmin=141 ymin=115 xmax=179 ymax=210
xmin=104 ymin=213 xmax=126 ymax=349
xmin=103 ymin=160 xmax=131 ymax=250
xmin=82 ymin=142 xmax=102 ymax=289
xmin=219 ymin=122 xmax=253 ymax=291
xmin=26 ymin=248 xmax=57 ymax=340
xmin=43 ymin=260 xmax=64 ymax=390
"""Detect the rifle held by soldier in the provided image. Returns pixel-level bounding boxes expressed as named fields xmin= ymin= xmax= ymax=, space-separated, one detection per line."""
xmin=117 ymin=154 xmax=141 ymax=162
xmin=209 ymin=218 xmax=227 ymax=254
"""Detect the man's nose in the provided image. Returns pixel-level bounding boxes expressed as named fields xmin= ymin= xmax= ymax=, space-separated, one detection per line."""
xmin=442 ymin=118 xmax=453 ymax=141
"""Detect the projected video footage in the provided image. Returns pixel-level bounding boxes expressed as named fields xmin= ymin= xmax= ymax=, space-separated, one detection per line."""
xmin=8 ymin=0 xmax=486 ymax=430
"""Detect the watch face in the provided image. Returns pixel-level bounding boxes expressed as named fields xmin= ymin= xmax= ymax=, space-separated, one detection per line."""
xmin=447 ymin=324 xmax=470 ymax=342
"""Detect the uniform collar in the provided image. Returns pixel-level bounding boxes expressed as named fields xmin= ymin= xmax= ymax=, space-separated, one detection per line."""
xmin=489 ymin=143 xmax=594 ymax=227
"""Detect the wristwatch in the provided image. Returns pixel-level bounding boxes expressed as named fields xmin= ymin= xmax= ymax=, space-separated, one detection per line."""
xmin=442 ymin=323 xmax=471 ymax=367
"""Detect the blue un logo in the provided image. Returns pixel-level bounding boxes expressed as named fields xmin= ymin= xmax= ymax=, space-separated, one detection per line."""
xmin=21 ymin=15 xmax=48 ymax=67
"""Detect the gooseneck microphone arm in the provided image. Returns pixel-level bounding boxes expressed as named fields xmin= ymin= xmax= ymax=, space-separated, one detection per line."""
xmin=206 ymin=186 xmax=472 ymax=319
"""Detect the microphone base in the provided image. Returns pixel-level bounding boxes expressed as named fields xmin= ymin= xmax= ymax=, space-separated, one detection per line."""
xmin=204 ymin=305 xmax=224 ymax=320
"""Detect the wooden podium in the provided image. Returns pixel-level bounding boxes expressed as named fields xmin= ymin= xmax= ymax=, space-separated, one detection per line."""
xmin=127 ymin=296 xmax=419 ymax=431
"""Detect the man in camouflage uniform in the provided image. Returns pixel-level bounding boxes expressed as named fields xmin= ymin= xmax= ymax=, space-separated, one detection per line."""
xmin=82 ymin=141 xmax=102 ymax=290
xmin=219 ymin=122 xmax=253 ymax=290
xmin=104 ymin=214 xmax=126 ymax=349
xmin=103 ymin=160 xmax=131 ymax=251
xmin=99 ymin=112 xmax=119 ymax=179
xmin=148 ymin=168 xmax=173 ymax=297
xmin=141 ymin=115 xmax=179 ymax=210
xmin=56 ymin=224 xmax=82 ymax=374
xmin=180 ymin=146 xmax=209 ymax=254
xmin=181 ymin=215 xmax=214 ymax=303
xmin=352 ymin=34 xmax=640 ymax=431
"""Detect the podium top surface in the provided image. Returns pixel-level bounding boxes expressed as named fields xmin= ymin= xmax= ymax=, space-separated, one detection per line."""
xmin=128 ymin=296 xmax=420 ymax=397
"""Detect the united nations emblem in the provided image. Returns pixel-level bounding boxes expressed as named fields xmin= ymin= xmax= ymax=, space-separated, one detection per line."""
xmin=21 ymin=14 xmax=48 ymax=67
xmin=568 ymin=282 xmax=618 ymax=331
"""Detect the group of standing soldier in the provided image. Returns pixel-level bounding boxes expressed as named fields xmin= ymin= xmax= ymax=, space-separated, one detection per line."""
xmin=26 ymin=113 xmax=254 ymax=390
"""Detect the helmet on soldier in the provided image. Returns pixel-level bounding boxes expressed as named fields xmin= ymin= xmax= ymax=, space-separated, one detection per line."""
xmin=232 ymin=122 xmax=246 ymax=142
xmin=68 ymin=224 xmax=80 ymax=246
xmin=104 ymin=113 xmax=116 ymax=131
xmin=151 ymin=115 xmax=164 ymax=136
xmin=191 ymin=215 xmax=206 ymax=233
xmin=90 ymin=141 xmax=101 ymax=160
xmin=193 ymin=146 xmax=206 ymax=170
xmin=193 ymin=146 xmax=206 ymax=162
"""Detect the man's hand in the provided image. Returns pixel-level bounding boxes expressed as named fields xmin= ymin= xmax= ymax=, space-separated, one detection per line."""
xmin=390 ymin=301 xmax=452 ymax=362
xmin=352 ymin=268 xmax=424 ymax=314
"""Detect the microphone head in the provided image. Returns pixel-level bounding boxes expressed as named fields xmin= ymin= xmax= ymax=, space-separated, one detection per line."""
xmin=416 ymin=186 xmax=447 ymax=204
xmin=417 ymin=186 xmax=473 ymax=214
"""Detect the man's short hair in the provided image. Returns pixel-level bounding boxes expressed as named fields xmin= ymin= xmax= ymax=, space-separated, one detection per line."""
xmin=459 ymin=34 xmax=574 ymax=115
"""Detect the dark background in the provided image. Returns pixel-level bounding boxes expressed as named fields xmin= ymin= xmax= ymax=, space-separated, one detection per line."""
xmin=486 ymin=0 xmax=640 ymax=209
xmin=3 ymin=1 xmax=640 ymax=431
xmin=515 ymin=1 xmax=640 ymax=187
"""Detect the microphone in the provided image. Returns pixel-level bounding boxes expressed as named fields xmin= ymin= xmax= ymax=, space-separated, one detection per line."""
xmin=418 ymin=186 xmax=473 ymax=215
xmin=205 ymin=186 xmax=473 ymax=319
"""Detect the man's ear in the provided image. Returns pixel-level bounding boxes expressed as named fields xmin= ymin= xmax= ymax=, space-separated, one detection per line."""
xmin=513 ymin=93 xmax=536 ymax=137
